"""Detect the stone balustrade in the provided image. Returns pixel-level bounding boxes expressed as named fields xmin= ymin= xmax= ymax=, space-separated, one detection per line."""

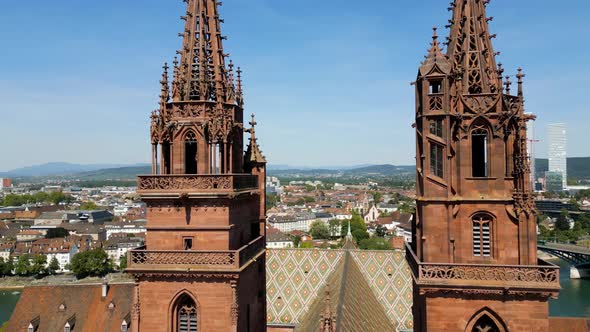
xmin=127 ymin=236 xmax=265 ymax=273
xmin=405 ymin=243 xmax=560 ymax=289
xmin=137 ymin=174 xmax=258 ymax=194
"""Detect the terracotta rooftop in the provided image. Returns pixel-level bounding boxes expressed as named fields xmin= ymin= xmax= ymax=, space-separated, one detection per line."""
xmin=6 ymin=282 xmax=134 ymax=332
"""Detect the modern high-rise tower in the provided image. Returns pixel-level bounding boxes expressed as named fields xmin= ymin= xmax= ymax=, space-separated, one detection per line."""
xmin=547 ymin=123 xmax=567 ymax=190
xmin=408 ymin=0 xmax=560 ymax=331
xmin=126 ymin=1 xmax=268 ymax=331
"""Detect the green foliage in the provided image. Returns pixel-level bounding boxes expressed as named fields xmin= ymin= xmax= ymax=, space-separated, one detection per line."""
xmin=292 ymin=236 xmax=301 ymax=248
xmin=46 ymin=227 xmax=69 ymax=239
xmin=304 ymin=185 xmax=316 ymax=192
xmin=0 ymin=321 xmax=7 ymax=332
xmin=372 ymin=192 xmax=382 ymax=204
xmin=556 ymin=209 xmax=571 ymax=231
xmin=2 ymin=258 xmax=14 ymax=276
xmin=299 ymin=241 xmax=314 ymax=249
xmin=30 ymin=255 xmax=47 ymax=276
xmin=266 ymin=193 xmax=280 ymax=210
xmin=303 ymin=196 xmax=315 ymax=203
xmin=48 ymin=256 xmax=60 ymax=275
xmin=119 ymin=255 xmax=127 ymax=270
xmin=70 ymin=249 xmax=113 ymax=279
xmin=341 ymin=213 xmax=369 ymax=242
xmin=359 ymin=237 xmax=392 ymax=250
xmin=79 ymin=201 xmax=99 ymax=210
xmin=375 ymin=225 xmax=387 ymax=237
xmin=310 ymin=220 xmax=330 ymax=239
xmin=0 ymin=191 xmax=72 ymax=207
xmin=15 ymin=255 xmax=32 ymax=276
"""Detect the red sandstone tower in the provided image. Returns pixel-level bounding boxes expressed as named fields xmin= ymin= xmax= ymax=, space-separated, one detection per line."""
xmin=126 ymin=1 xmax=267 ymax=331
xmin=408 ymin=0 xmax=560 ymax=331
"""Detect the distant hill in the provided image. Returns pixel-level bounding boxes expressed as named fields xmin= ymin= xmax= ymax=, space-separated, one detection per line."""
xmin=75 ymin=166 xmax=152 ymax=180
xmin=0 ymin=162 xmax=140 ymax=177
xmin=268 ymin=164 xmax=415 ymax=177
xmin=535 ymin=157 xmax=590 ymax=180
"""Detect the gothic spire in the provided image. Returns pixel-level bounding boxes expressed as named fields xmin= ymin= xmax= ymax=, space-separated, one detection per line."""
xmin=175 ymin=0 xmax=236 ymax=103
xmin=420 ymin=27 xmax=451 ymax=76
xmin=245 ymin=114 xmax=267 ymax=165
xmin=159 ymin=63 xmax=170 ymax=111
xmin=447 ymin=0 xmax=500 ymax=94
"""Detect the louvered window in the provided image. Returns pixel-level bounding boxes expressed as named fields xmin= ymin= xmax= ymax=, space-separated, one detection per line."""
xmin=473 ymin=214 xmax=492 ymax=257
xmin=176 ymin=296 xmax=198 ymax=332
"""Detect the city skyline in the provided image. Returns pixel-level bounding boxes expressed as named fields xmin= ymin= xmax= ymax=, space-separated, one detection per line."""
xmin=1 ymin=0 xmax=589 ymax=171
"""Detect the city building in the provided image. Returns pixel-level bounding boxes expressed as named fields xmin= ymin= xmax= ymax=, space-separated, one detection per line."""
xmin=0 ymin=178 xmax=13 ymax=190
xmin=548 ymin=123 xmax=567 ymax=189
xmin=526 ymin=113 xmax=537 ymax=190
xmin=545 ymin=171 xmax=564 ymax=192
xmin=409 ymin=0 xmax=559 ymax=331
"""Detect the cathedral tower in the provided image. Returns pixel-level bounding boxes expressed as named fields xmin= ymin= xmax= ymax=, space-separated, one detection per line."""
xmin=127 ymin=1 xmax=267 ymax=331
xmin=408 ymin=0 xmax=560 ymax=331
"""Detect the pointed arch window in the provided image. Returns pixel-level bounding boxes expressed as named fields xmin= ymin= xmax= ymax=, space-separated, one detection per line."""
xmin=173 ymin=294 xmax=198 ymax=332
xmin=472 ymin=127 xmax=489 ymax=177
xmin=467 ymin=309 xmax=507 ymax=332
xmin=184 ymin=131 xmax=198 ymax=175
xmin=473 ymin=214 xmax=492 ymax=257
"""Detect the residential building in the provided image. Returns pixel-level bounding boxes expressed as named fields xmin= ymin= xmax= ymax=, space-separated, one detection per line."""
xmin=266 ymin=231 xmax=294 ymax=249
xmin=0 ymin=178 xmax=13 ymax=190
xmin=105 ymin=237 xmax=144 ymax=267
xmin=548 ymin=123 xmax=567 ymax=189
xmin=15 ymin=230 xmax=43 ymax=242
xmin=363 ymin=205 xmax=380 ymax=223
xmin=105 ymin=222 xmax=147 ymax=240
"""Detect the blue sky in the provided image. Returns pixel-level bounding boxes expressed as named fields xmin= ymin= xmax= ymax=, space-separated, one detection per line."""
xmin=0 ymin=0 xmax=588 ymax=171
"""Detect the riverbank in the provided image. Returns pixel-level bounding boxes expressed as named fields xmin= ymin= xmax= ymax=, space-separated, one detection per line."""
xmin=0 ymin=273 xmax=133 ymax=290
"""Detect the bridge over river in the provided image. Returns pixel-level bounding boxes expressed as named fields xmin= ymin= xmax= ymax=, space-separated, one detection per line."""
xmin=538 ymin=242 xmax=590 ymax=278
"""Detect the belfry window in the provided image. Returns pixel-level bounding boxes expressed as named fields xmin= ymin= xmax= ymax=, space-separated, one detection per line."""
xmin=184 ymin=131 xmax=198 ymax=175
xmin=473 ymin=214 xmax=492 ymax=257
xmin=430 ymin=143 xmax=444 ymax=178
xmin=471 ymin=314 xmax=502 ymax=332
xmin=183 ymin=237 xmax=193 ymax=251
xmin=174 ymin=295 xmax=198 ymax=332
xmin=429 ymin=80 xmax=442 ymax=94
xmin=472 ymin=128 xmax=489 ymax=177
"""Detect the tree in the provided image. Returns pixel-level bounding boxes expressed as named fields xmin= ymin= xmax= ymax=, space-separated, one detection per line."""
xmin=119 ymin=255 xmax=127 ymax=270
xmin=69 ymin=249 xmax=113 ymax=279
xmin=30 ymin=255 xmax=47 ymax=276
xmin=372 ymin=192 xmax=382 ymax=204
xmin=359 ymin=237 xmax=392 ymax=250
xmin=266 ymin=193 xmax=280 ymax=210
xmin=375 ymin=225 xmax=387 ymax=238
xmin=299 ymin=241 xmax=314 ymax=249
xmin=310 ymin=220 xmax=331 ymax=240
xmin=15 ymin=254 xmax=32 ymax=276
xmin=556 ymin=209 xmax=571 ymax=231
xmin=341 ymin=213 xmax=369 ymax=242
xmin=2 ymin=258 xmax=14 ymax=276
xmin=48 ymin=256 xmax=60 ymax=275
xmin=46 ymin=228 xmax=69 ymax=239
xmin=292 ymin=236 xmax=302 ymax=248
xmin=79 ymin=201 xmax=99 ymax=210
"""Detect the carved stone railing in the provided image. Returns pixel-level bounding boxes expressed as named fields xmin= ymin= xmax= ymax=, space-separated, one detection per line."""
xmin=127 ymin=236 xmax=265 ymax=273
xmin=137 ymin=174 xmax=258 ymax=194
xmin=239 ymin=236 xmax=265 ymax=266
xmin=428 ymin=93 xmax=443 ymax=111
xmin=405 ymin=243 xmax=560 ymax=290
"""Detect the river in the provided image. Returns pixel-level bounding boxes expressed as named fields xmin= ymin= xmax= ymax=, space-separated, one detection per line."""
xmin=0 ymin=259 xmax=588 ymax=325
xmin=0 ymin=290 xmax=20 ymax=325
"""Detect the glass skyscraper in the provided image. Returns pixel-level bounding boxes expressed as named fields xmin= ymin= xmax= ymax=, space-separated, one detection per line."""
xmin=547 ymin=123 xmax=567 ymax=190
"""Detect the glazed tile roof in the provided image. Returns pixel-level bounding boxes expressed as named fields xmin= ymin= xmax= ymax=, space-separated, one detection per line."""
xmin=295 ymin=252 xmax=395 ymax=332
xmin=266 ymin=248 xmax=413 ymax=331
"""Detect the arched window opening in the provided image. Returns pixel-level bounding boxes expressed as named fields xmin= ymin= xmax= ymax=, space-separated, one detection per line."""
xmin=471 ymin=313 xmax=502 ymax=332
xmin=184 ymin=131 xmax=198 ymax=174
xmin=162 ymin=142 xmax=172 ymax=175
xmin=210 ymin=143 xmax=221 ymax=174
xmin=472 ymin=128 xmax=489 ymax=177
xmin=174 ymin=294 xmax=198 ymax=332
xmin=473 ymin=214 xmax=492 ymax=257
